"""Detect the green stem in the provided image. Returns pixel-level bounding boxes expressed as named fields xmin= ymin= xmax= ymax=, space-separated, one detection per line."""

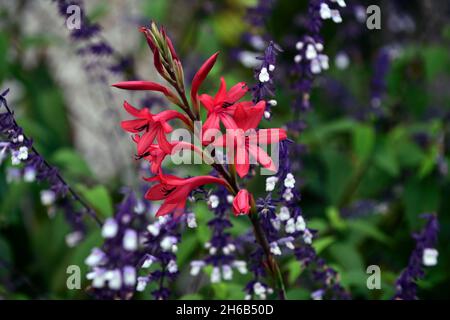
xmin=248 ymin=196 xmax=287 ymax=300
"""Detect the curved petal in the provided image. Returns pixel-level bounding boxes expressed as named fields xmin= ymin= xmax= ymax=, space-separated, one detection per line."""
xmin=248 ymin=144 xmax=276 ymax=172
xmin=113 ymin=81 xmax=177 ymax=101
xmin=155 ymin=202 xmax=179 ymax=217
xmin=256 ymin=128 xmax=288 ymax=144
xmin=226 ymin=82 xmax=248 ymax=103
xmin=123 ymin=100 xmax=146 ymax=117
xmin=137 ymin=128 xmax=158 ymax=155
xmin=121 ymin=119 xmax=149 ymax=133
xmin=199 ymin=94 xmax=215 ymax=112
xmin=214 ymin=77 xmax=227 ymax=104
xmin=233 ymin=100 xmax=265 ymax=131
xmin=219 ymin=113 xmax=238 ymax=130
xmin=157 ymin=129 xmax=173 ymax=154
xmin=145 ymin=183 xmax=167 ymax=201
xmin=211 ymin=133 xmax=226 ymax=147
xmin=191 ymin=52 xmax=220 ymax=106
xmin=202 ymin=112 xmax=220 ymax=132
xmin=235 ymin=151 xmax=250 ymax=178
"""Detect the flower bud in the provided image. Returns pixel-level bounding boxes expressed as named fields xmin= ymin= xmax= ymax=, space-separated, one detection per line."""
xmin=232 ymin=189 xmax=251 ymax=216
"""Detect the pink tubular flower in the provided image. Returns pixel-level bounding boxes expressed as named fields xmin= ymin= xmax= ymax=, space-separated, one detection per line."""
xmin=213 ymin=100 xmax=287 ymax=177
xmin=121 ymin=101 xmax=189 ymax=154
xmin=144 ymin=175 xmax=228 ymax=217
xmin=232 ymin=189 xmax=251 ymax=216
xmin=200 ymin=77 xmax=248 ymax=133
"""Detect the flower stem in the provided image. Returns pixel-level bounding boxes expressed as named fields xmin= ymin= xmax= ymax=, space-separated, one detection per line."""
xmin=248 ymin=196 xmax=287 ymax=300
xmin=0 ymin=90 xmax=102 ymax=226
xmin=168 ymin=80 xmax=287 ymax=299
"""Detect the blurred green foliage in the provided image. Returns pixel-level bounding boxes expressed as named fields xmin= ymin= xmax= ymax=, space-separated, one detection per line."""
xmin=1 ymin=0 xmax=449 ymax=300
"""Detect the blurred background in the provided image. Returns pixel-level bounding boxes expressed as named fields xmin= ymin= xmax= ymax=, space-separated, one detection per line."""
xmin=0 ymin=0 xmax=449 ymax=299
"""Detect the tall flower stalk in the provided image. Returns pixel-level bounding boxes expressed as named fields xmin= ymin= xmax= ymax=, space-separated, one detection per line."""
xmin=1 ymin=89 xmax=101 ymax=245
xmin=394 ymin=214 xmax=439 ymax=300
xmin=112 ymin=22 xmax=288 ymax=299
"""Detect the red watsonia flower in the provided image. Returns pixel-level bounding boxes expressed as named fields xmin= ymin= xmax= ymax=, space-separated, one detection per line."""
xmin=232 ymin=189 xmax=251 ymax=216
xmin=213 ymin=101 xmax=287 ymax=177
xmin=200 ymin=77 xmax=248 ymax=133
xmin=136 ymin=141 xmax=207 ymax=175
xmin=132 ymin=139 xmax=169 ymax=174
xmin=144 ymin=175 xmax=227 ymax=217
xmin=121 ymin=101 xmax=190 ymax=155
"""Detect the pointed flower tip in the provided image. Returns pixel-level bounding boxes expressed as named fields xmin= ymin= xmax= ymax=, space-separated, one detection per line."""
xmin=191 ymin=52 xmax=221 ymax=104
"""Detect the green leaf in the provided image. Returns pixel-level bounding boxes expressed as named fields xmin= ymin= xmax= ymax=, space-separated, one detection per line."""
xmin=326 ymin=207 xmax=347 ymax=231
xmin=142 ymin=0 xmax=169 ymax=21
xmin=404 ymin=178 xmax=440 ymax=230
xmin=322 ymin=149 xmax=353 ymax=204
xmin=77 ymin=185 xmax=113 ymax=217
xmin=226 ymin=283 xmax=246 ymax=300
xmin=422 ymin=46 xmax=450 ymax=80
xmin=286 ymin=259 xmax=303 ymax=285
xmin=0 ymin=235 xmax=12 ymax=277
xmin=179 ymin=293 xmax=203 ymax=300
xmin=312 ymin=236 xmax=336 ymax=254
xmin=353 ymin=125 xmax=375 ymax=162
xmin=176 ymin=233 xmax=199 ymax=266
xmin=0 ymin=182 xmax=28 ymax=226
xmin=0 ymin=33 xmax=8 ymax=82
xmin=286 ymin=288 xmax=310 ymax=299
xmin=212 ymin=12 xmax=246 ymax=45
xmin=418 ymin=145 xmax=438 ymax=178
xmin=329 ymin=242 xmax=364 ymax=271
xmin=51 ymin=148 xmax=92 ymax=178
xmin=374 ymin=148 xmax=399 ymax=177
xmin=347 ymin=220 xmax=390 ymax=244
xmin=303 ymin=119 xmax=355 ymax=144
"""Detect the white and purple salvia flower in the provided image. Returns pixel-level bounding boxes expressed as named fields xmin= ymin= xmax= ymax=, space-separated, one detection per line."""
xmin=293 ymin=0 xmax=345 ymax=111
xmin=265 ymin=176 xmax=279 ymax=192
xmin=85 ymin=190 xmax=182 ymax=300
xmin=370 ymin=48 xmax=392 ymax=117
xmin=311 ymin=289 xmax=325 ymax=300
xmin=295 ymin=245 xmax=350 ymax=300
xmin=189 ymin=186 xmax=246 ymax=284
xmin=207 ymin=194 xmax=220 ymax=209
xmin=102 ymin=218 xmax=119 ymax=238
xmin=246 ymin=0 xmax=277 ymax=29
xmin=141 ymin=254 xmax=157 ymax=269
xmin=394 ymin=214 xmax=439 ymax=300
xmin=160 ymin=236 xmax=178 ymax=252
xmin=256 ymin=138 xmax=349 ymax=299
xmin=139 ymin=208 xmax=182 ymax=300
xmin=123 ymin=229 xmax=138 ymax=251
xmin=1 ymin=89 xmax=100 ymax=241
xmin=186 ymin=212 xmax=198 ymax=228
xmin=251 ymin=42 xmax=282 ymax=111
xmin=190 ymin=260 xmax=206 ymax=276
xmin=85 ymin=193 xmax=146 ymax=299
xmin=54 ymin=0 xmax=132 ymax=77
xmin=422 ymin=248 xmax=438 ymax=267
